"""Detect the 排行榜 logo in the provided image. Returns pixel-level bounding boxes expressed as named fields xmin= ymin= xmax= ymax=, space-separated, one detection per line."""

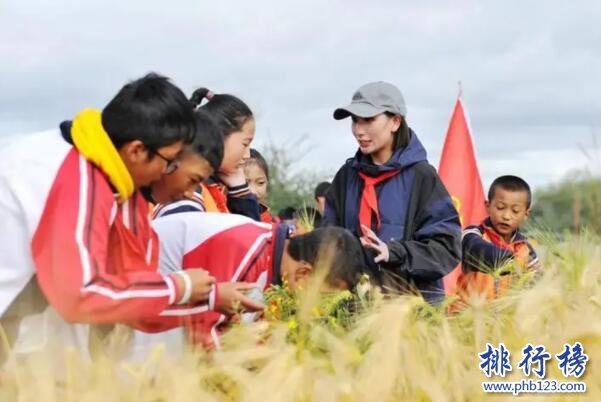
xmin=479 ymin=342 xmax=588 ymax=395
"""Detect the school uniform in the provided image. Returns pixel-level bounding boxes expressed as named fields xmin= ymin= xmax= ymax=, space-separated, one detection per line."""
xmin=151 ymin=212 xmax=288 ymax=348
xmin=0 ymin=112 xmax=212 ymax=361
xmin=457 ymin=217 xmax=539 ymax=300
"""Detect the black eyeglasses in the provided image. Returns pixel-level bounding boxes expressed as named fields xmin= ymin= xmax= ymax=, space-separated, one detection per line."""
xmin=150 ymin=149 xmax=179 ymax=175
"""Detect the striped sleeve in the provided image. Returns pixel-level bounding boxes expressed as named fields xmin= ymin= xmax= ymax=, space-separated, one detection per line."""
xmin=462 ymin=225 xmax=484 ymax=239
xmin=31 ymin=151 xmax=184 ymax=324
xmin=227 ymin=183 xmax=252 ymax=198
xmin=461 ymin=225 xmax=514 ymax=273
xmin=226 ymin=183 xmax=261 ymax=221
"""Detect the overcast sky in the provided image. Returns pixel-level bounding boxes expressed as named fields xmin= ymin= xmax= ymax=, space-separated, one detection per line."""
xmin=1 ymin=0 xmax=600 ymax=190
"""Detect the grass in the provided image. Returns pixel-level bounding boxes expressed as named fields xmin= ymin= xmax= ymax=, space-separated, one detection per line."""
xmin=1 ymin=231 xmax=600 ymax=401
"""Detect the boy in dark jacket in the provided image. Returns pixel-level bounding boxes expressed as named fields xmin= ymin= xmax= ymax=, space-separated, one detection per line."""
xmin=456 ymin=175 xmax=540 ymax=302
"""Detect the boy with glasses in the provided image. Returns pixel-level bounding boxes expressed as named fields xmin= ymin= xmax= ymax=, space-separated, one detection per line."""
xmin=0 ymin=73 xmax=225 ymax=363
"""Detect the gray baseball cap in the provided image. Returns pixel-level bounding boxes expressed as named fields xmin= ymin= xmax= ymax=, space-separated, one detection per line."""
xmin=333 ymin=81 xmax=407 ymax=120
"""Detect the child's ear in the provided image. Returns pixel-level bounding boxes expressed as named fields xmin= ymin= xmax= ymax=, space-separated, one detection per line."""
xmin=294 ymin=261 xmax=313 ymax=283
xmin=485 ymin=200 xmax=490 ymax=209
xmin=119 ymin=140 xmax=147 ymax=164
xmin=524 ymin=207 xmax=531 ymax=220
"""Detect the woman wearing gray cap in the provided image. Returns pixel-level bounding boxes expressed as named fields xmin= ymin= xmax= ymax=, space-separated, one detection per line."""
xmin=323 ymin=82 xmax=461 ymax=304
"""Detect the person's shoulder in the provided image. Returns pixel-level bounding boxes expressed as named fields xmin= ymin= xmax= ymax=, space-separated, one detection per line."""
xmin=329 ymin=159 xmax=354 ymax=186
xmin=462 ymin=224 xmax=485 ymax=239
xmin=336 ymin=157 xmax=355 ymax=173
xmin=409 ymin=161 xmax=438 ymax=178
xmin=407 ymin=161 xmax=449 ymax=201
xmin=153 ymin=197 xmax=205 ymax=219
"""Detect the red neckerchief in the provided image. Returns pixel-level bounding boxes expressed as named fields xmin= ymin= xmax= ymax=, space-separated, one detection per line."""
xmin=260 ymin=204 xmax=277 ymax=223
xmin=357 ymin=169 xmax=400 ymax=235
xmin=205 ymin=182 xmax=229 ymax=213
xmin=481 ymin=220 xmax=528 ymax=255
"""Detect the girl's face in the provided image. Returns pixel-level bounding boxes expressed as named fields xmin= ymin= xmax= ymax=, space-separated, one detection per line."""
xmin=244 ymin=162 xmax=268 ymax=202
xmin=351 ymin=113 xmax=400 ymax=161
xmin=151 ymin=152 xmax=213 ymax=203
xmin=220 ymin=118 xmax=255 ymax=174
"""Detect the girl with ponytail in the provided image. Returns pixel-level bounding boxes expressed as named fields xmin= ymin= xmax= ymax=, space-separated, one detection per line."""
xmin=189 ymin=88 xmax=260 ymax=220
xmin=152 ymin=88 xmax=261 ymax=220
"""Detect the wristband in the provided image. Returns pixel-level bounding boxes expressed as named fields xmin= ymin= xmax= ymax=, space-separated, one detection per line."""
xmin=173 ymin=271 xmax=193 ymax=305
xmin=208 ymin=283 xmax=217 ymax=311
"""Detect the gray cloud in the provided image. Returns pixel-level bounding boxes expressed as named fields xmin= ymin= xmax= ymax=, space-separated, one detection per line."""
xmin=1 ymin=0 xmax=600 ymax=189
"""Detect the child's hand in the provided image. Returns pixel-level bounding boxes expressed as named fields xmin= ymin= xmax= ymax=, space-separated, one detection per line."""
xmin=215 ymin=282 xmax=265 ymax=315
xmin=360 ymin=224 xmax=390 ymax=263
xmin=184 ymin=268 xmax=216 ymax=303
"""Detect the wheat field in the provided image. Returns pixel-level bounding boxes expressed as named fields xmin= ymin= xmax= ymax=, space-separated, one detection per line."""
xmin=0 ymin=232 xmax=599 ymax=402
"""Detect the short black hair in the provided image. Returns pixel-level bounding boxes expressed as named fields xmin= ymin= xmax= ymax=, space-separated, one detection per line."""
xmin=277 ymin=206 xmax=297 ymax=220
xmin=246 ymin=148 xmax=269 ymax=181
xmin=287 ymin=227 xmax=365 ymax=289
xmin=488 ymin=175 xmax=532 ymax=208
xmin=102 ymin=73 xmax=196 ymax=150
xmin=190 ymin=88 xmax=253 ymax=138
xmin=314 ymin=181 xmax=331 ymax=200
xmin=186 ymin=110 xmax=224 ymax=172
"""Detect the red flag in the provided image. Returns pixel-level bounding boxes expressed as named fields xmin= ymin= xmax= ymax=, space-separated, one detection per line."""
xmin=438 ymin=96 xmax=487 ymax=295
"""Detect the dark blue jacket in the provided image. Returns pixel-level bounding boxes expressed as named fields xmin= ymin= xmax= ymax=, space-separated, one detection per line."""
xmin=462 ymin=218 xmax=539 ymax=274
xmin=324 ymin=130 xmax=461 ymax=304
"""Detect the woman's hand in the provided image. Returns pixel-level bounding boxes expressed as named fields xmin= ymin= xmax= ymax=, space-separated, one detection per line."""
xmin=360 ymin=224 xmax=390 ymax=263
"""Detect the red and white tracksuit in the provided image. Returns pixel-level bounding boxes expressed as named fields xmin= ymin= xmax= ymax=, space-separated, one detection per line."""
xmin=0 ymin=129 xmax=212 ymax=333
xmin=152 ymin=211 xmax=280 ymax=348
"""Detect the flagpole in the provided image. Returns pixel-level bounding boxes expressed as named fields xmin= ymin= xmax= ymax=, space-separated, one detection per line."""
xmin=457 ymin=80 xmax=463 ymax=98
